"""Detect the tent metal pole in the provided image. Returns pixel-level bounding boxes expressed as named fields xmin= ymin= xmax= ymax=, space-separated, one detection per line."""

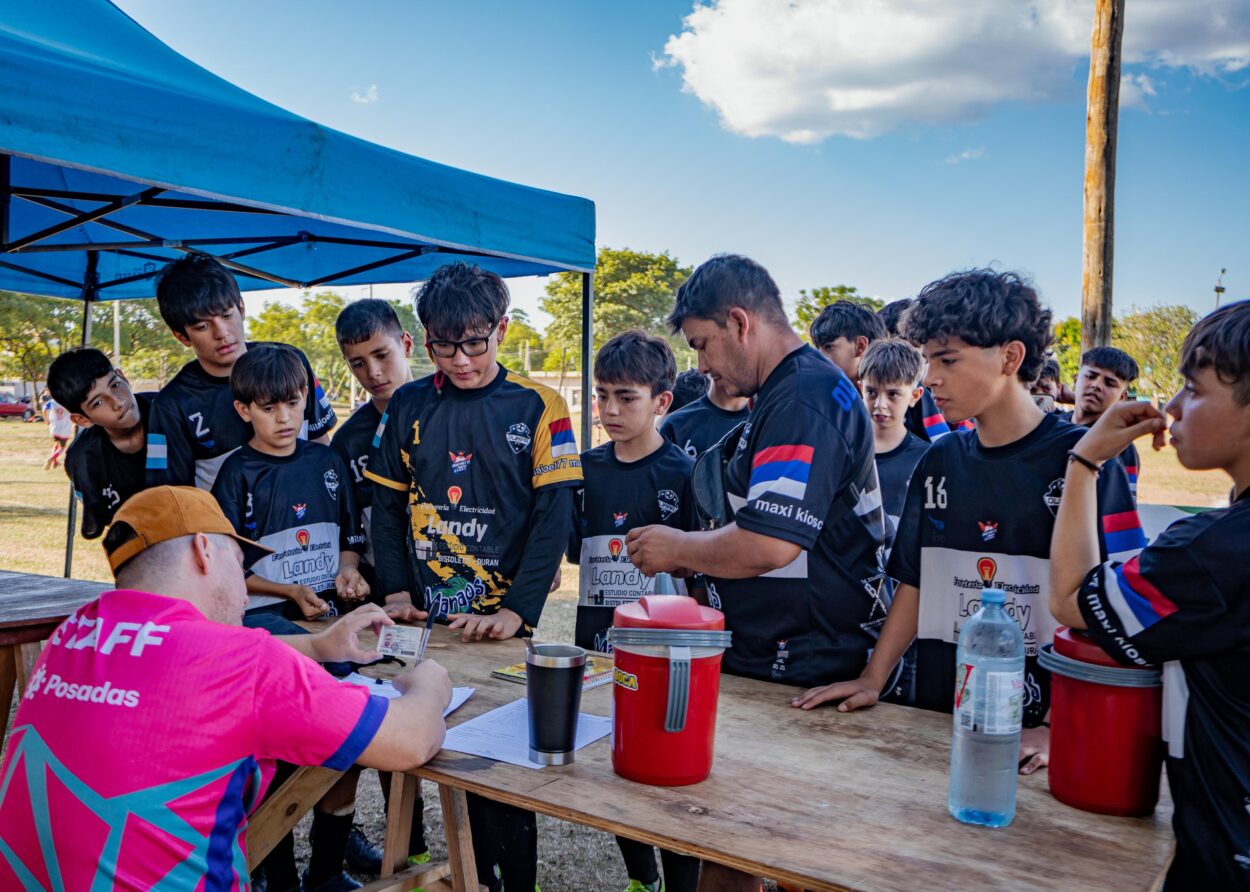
xmin=0 ymin=153 xmax=10 ymax=248
xmin=580 ymin=272 xmax=593 ymax=450
xmin=63 ymin=255 xmax=99 ymax=578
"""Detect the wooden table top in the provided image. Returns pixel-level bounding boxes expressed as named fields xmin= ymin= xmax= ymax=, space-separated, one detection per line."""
xmin=350 ymin=626 xmax=1174 ymax=892
xmin=0 ymin=570 xmax=108 ymax=630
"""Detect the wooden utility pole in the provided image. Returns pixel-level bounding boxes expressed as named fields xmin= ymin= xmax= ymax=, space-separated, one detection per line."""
xmin=1081 ymin=0 xmax=1126 ymax=353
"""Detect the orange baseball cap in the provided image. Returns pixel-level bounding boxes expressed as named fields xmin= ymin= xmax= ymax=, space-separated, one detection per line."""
xmin=103 ymin=485 xmax=272 ymax=574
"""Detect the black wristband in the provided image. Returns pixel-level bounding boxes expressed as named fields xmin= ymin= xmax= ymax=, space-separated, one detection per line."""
xmin=1067 ymin=450 xmax=1102 ymax=475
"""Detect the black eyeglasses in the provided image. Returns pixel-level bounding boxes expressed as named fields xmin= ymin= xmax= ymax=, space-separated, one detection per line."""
xmin=426 ymin=322 xmax=499 ymax=359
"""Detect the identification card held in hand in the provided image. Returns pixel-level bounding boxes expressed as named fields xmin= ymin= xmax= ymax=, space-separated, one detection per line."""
xmin=378 ymin=625 xmax=428 ymax=661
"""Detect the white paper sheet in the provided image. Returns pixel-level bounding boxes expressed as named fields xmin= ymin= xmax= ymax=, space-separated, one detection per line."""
xmin=441 ymin=698 xmax=612 ymax=770
xmin=338 ymin=673 xmax=474 ymax=717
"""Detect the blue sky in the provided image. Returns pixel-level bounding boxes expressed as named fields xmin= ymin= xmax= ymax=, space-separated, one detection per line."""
xmin=113 ymin=0 xmax=1250 ymax=329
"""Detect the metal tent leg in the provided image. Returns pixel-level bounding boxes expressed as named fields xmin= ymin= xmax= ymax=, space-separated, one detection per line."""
xmin=63 ymin=265 xmax=97 ymax=578
xmin=580 ymin=272 xmax=593 ymax=450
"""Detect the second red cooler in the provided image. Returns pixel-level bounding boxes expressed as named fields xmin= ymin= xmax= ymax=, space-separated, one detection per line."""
xmin=608 ymin=595 xmax=732 ymax=786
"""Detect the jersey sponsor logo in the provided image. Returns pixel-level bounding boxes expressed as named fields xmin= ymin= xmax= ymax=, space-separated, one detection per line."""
xmin=449 ymin=450 xmax=473 ymax=474
xmin=425 ymin=576 xmax=488 ymax=616
xmin=608 ymin=538 xmax=624 ymax=559
xmin=549 ymin=417 xmax=578 ymax=458
xmin=324 ymin=469 xmax=340 ymax=501
xmin=736 ymin=423 xmax=752 ymax=452
xmin=748 ymin=444 xmax=813 ymax=502
xmin=425 ymin=516 xmax=490 ymax=542
xmin=296 ymin=528 xmax=311 ymax=549
xmin=448 ymin=485 xmax=463 ymax=506
xmin=534 ymin=456 xmax=580 ymax=476
xmin=657 ymin=489 xmax=679 ymax=521
xmin=926 ymin=514 xmax=945 ymax=531
xmin=1043 ymin=478 xmax=1064 ymax=515
xmin=613 ymin=511 xmax=628 ymax=528
xmin=507 ymin=422 xmax=532 ymax=454
xmin=978 ymin=520 xmax=998 ymax=542
xmin=977 ymin=556 xmax=997 ymax=586
xmin=772 ymin=639 xmax=791 ymax=677
xmin=24 ymin=666 xmax=141 ymax=708
xmin=292 ymin=502 xmax=308 ymax=520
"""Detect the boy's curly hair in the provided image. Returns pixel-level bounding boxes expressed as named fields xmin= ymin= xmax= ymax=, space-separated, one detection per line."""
xmin=902 ymin=269 xmax=1052 ymax=384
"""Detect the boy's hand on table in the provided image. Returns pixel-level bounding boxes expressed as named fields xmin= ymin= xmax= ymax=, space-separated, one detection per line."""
xmin=289 ymin=584 xmax=330 ymax=619
xmin=1075 ymin=401 xmax=1168 ymax=463
xmin=1019 ymin=725 xmax=1050 ymax=775
xmin=791 ymin=676 xmax=881 ymax=712
xmin=446 ymin=608 xmax=522 ymax=642
xmin=312 ymin=603 xmax=393 ymax=664
xmin=393 ymin=658 xmax=453 ymax=709
xmin=335 ymin=566 xmax=370 ymax=602
xmin=383 ymin=591 xmax=428 ymax=623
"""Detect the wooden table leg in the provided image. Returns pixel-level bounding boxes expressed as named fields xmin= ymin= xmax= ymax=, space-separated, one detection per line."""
xmin=0 ymin=644 xmax=18 ymax=747
xmin=14 ymin=641 xmax=42 ymax=694
xmin=381 ymin=772 xmax=418 ymax=877
xmin=438 ymin=785 xmax=479 ymax=892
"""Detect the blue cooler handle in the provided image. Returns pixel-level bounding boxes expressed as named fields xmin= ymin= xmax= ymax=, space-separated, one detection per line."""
xmin=665 ymin=646 xmax=691 ymax=733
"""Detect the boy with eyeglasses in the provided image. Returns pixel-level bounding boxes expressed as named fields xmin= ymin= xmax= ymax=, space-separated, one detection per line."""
xmin=367 ymin=262 xmax=580 ymax=892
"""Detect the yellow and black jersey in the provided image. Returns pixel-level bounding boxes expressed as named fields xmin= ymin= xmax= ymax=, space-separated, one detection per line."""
xmin=365 ymin=366 xmax=581 ymax=624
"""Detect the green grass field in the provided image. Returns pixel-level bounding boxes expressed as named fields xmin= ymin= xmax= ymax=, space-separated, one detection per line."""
xmin=0 ymin=414 xmax=1231 ymax=592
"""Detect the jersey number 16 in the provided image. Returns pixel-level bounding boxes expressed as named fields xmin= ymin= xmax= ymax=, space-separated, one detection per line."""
xmin=923 ymin=476 xmax=947 ymax=510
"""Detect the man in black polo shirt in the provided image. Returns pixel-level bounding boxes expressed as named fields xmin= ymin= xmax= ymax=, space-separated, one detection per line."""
xmin=628 ymin=254 xmax=887 ymax=891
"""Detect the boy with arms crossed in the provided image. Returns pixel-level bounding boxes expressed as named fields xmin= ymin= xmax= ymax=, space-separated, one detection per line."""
xmin=1050 ymin=302 xmax=1250 ymax=890
xmin=367 ymin=262 xmax=580 ymax=892
xmin=47 ymin=348 xmax=152 ymax=539
xmin=146 ymin=253 xmax=335 ymax=490
xmin=572 ymin=330 xmax=702 ymax=892
xmin=1060 ymin=346 xmax=1142 ymax=501
xmin=796 ymin=270 xmax=1142 ymax=779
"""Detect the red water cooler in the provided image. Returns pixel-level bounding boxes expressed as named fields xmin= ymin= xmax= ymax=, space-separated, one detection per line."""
xmin=608 ymin=596 xmax=732 ymax=786
xmin=1040 ymin=627 xmax=1164 ymax=816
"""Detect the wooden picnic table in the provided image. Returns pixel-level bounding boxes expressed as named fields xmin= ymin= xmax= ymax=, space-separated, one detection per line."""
xmin=0 ymin=569 xmax=108 ymax=743
xmin=350 ymin=626 xmax=1175 ymax=892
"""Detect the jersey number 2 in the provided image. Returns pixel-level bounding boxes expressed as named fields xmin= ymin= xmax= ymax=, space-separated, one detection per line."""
xmin=923 ymin=476 xmax=947 ymax=509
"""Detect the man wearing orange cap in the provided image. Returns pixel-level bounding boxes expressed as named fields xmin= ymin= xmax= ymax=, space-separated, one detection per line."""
xmin=0 ymin=486 xmax=451 ymax=891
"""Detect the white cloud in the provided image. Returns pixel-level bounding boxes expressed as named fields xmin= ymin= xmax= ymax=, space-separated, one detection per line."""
xmin=1120 ymin=73 xmax=1158 ymax=109
xmin=945 ymin=147 xmax=985 ymax=165
xmin=350 ymin=84 xmax=379 ymax=105
xmin=660 ymin=0 xmax=1250 ymax=143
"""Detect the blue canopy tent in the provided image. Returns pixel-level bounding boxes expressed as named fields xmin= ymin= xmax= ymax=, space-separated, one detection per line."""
xmin=0 ymin=0 xmax=596 ymax=574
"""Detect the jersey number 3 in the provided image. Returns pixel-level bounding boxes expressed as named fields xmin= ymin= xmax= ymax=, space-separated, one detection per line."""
xmin=923 ymin=476 xmax=947 ymax=510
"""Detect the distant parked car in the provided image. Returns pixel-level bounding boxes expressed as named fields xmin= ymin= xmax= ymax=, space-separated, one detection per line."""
xmin=0 ymin=393 xmax=35 ymax=421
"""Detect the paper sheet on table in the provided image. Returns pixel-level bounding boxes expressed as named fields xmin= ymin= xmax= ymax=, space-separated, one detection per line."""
xmin=441 ymin=698 xmax=612 ymax=769
xmin=338 ymin=673 xmax=473 ymax=717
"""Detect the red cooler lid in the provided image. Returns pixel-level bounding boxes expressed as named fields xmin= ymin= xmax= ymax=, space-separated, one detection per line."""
xmin=614 ymin=595 xmax=724 ymax=631
xmin=1054 ymin=626 xmax=1135 ymax=668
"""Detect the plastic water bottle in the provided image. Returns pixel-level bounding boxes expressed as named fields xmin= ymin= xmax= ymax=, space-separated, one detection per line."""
xmin=948 ymin=587 xmax=1025 ymax=828
xmin=652 ymin=572 xmax=676 ymax=595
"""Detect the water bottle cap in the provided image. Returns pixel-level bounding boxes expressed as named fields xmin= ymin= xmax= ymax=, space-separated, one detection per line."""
xmin=981 ymin=587 xmax=1006 ymax=606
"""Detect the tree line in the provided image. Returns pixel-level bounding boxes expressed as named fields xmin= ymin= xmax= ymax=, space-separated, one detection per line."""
xmin=0 ymin=251 xmax=1201 ymax=402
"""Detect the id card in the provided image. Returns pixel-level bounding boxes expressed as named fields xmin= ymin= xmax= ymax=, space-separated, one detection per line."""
xmin=378 ymin=625 xmax=428 ymax=660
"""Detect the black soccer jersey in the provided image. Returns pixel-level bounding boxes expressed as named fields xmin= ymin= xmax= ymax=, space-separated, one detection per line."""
xmin=211 ymin=441 xmax=364 ymax=610
xmin=365 ymin=366 xmax=582 ymax=626
xmin=660 ymin=394 xmax=751 ymax=458
xmin=1078 ymin=491 xmax=1250 ymax=890
xmin=64 ymin=392 xmax=154 ymax=539
xmin=145 ymin=343 xmax=336 ymax=490
xmin=1058 ymin=410 xmax=1141 ymax=502
xmin=569 ymin=440 xmax=696 ymax=653
xmin=330 ymin=400 xmax=384 ymax=565
xmin=906 ymin=389 xmax=952 ymax=442
xmin=711 ymin=345 xmax=888 ymax=688
xmin=876 ymin=431 xmax=930 ymax=554
xmin=888 ymin=411 xmax=1144 ymax=725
